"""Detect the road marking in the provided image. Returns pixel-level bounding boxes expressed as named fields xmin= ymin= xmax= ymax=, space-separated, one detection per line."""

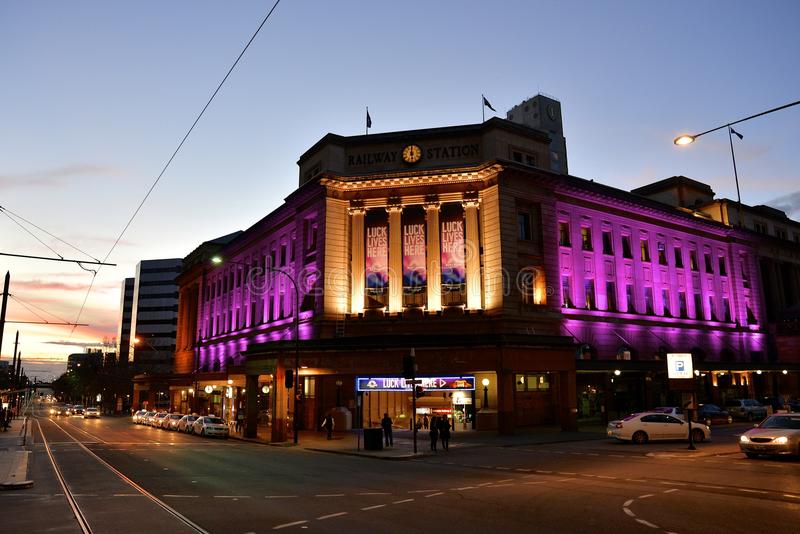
xmin=515 ymin=468 xmax=531 ymax=472
xmin=554 ymin=478 xmax=576 ymax=482
xmin=738 ymin=489 xmax=767 ymax=494
xmin=113 ymin=494 xmax=143 ymax=497
xmin=425 ymin=492 xmax=444 ymax=498
xmin=496 ymin=479 xmax=514 ymax=484
xmin=71 ymin=494 xmax=98 ymax=497
xmin=317 ymin=512 xmax=348 ymax=520
xmin=536 ymin=470 xmax=552 ymax=474
xmin=557 ymin=472 xmax=577 ymax=475
xmin=315 ymin=494 xmax=345 ymax=497
xmin=266 ymin=495 xmax=298 ymax=499
xmin=480 ymin=465 xmax=494 ymax=469
xmin=523 ymin=481 xmax=546 ymax=485
xmin=585 ymin=453 xmax=600 ymax=456
xmin=357 ymin=492 xmax=389 ymax=496
xmin=623 ymin=508 xmax=636 ymax=517
xmin=595 ymin=475 xmax=616 ymax=480
xmin=625 ymin=479 xmax=647 ymax=483
xmin=569 ymin=452 xmax=584 ymax=455
xmin=660 ymin=481 xmax=687 ymax=486
xmin=623 ymin=499 xmax=634 ymax=507
xmin=214 ymin=495 xmax=250 ymax=499
xmin=487 ymin=484 xmax=514 ymax=488
xmin=361 ymin=504 xmax=386 ymax=511
xmin=696 ymin=485 xmax=724 ymax=490
xmin=495 ymin=466 xmax=511 ymax=470
xmin=408 ymin=489 xmax=438 ymax=494
xmin=663 ymin=489 xmax=678 ymax=494
xmin=638 ymin=494 xmax=654 ymax=499
xmin=635 ymin=518 xmax=659 ymax=529
xmin=273 ymin=520 xmax=308 ymax=530
xmin=164 ymin=495 xmax=199 ymax=498
xmin=784 ymin=494 xmax=800 ymax=499
xmin=609 ymin=454 xmax=627 ymax=458
xmin=452 ymin=486 xmax=476 ymax=491
xmin=392 ymin=498 xmax=414 ymax=504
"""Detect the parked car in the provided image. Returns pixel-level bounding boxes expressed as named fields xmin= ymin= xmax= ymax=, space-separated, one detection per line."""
xmin=740 ymin=413 xmax=800 ymax=458
xmin=72 ymin=405 xmax=85 ymax=416
xmin=162 ymin=414 xmax=184 ymax=430
xmin=132 ymin=410 xmax=148 ymax=423
xmin=648 ymin=407 xmax=685 ymax=420
xmin=608 ymin=412 xmax=710 ymax=444
xmin=177 ymin=415 xmax=199 ymax=433
xmin=83 ymin=407 xmax=100 ymax=419
xmin=143 ymin=411 xmax=158 ymax=425
xmin=192 ymin=416 xmax=229 ymax=438
xmin=695 ymin=404 xmax=733 ymax=426
xmin=151 ymin=412 xmax=169 ymax=428
xmin=725 ymin=399 xmax=768 ymax=421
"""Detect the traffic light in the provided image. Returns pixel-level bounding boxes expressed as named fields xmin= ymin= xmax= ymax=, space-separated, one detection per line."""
xmin=415 ymin=385 xmax=425 ymax=398
xmin=285 ymin=369 xmax=294 ymax=389
xmin=403 ymin=353 xmax=417 ymax=379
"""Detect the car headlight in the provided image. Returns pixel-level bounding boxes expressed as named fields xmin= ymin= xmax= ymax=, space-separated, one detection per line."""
xmin=774 ymin=436 xmax=789 ymax=444
xmin=740 ymin=435 xmax=750 ymax=443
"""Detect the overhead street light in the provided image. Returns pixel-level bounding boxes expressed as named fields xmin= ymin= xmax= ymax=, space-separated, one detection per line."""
xmin=211 ymin=254 xmax=301 ymax=445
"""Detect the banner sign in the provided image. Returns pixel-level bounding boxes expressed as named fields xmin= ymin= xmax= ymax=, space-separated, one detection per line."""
xmin=357 ymin=376 xmax=476 ymax=392
xmin=402 ymin=210 xmax=427 ymax=287
xmin=667 ymin=353 xmax=694 ymax=379
xmin=365 ymin=212 xmax=389 ymax=289
xmin=440 ymin=205 xmax=465 ymax=284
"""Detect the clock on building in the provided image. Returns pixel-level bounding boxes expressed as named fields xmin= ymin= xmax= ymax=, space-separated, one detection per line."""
xmin=402 ymin=144 xmax=422 ymax=163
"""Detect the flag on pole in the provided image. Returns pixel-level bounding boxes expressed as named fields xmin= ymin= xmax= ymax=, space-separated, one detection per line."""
xmin=366 ymin=108 xmax=372 ymax=129
xmin=730 ymin=127 xmax=743 ymax=140
xmin=482 ymin=95 xmax=496 ymax=112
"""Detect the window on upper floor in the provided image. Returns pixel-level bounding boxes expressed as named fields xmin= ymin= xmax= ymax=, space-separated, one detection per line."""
xmin=621 ymin=235 xmax=632 ymax=259
xmin=581 ymin=227 xmax=593 ymax=251
xmin=640 ymin=239 xmax=650 ymax=262
xmin=657 ymin=242 xmax=667 ymax=265
xmin=718 ymin=256 xmax=727 ymax=276
xmin=704 ymin=252 xmax=714 ymax=274
xmin=694 ymin=292 xmax=703 ymax=320
xmin=280 ymin=244 xmax=287 ymax=267
xmin=794 ymin=233 xmax=800 ymax=244
xmin=708 ymin=295 xmax=717 ymax=321
xmin=602 ymin=231 xmax=613 ymax=255
xmin=678 ymin=291 xmax=687 ymax=318
xmin=561 ymin=275 xmax=573 ymax=308
xmin=625 ymin=283 xmax=636 ymax=313
xmin=662 ymin=288 xmax=671 ymax=317
xmin=644 ymin=287 xmax=654 ymax=315
xmin=606 ymin=281 xmax=617 ymax=312
xmin=753 ymin=221 xmax=768 ymax=234
xmin=674 ymin=247 xmax=683 ymax=268
xmin=584 ymin=279 xmax=596 ymax=310
xmin=689 ymin=250 xmax=699 ymax=271
xmin=559 ymin=222 xmax=571 ymax=247
xmin=518 ymin=212 xmax=532 ymax=241
xmin=775 ymin=227 xmax=787 ymax=240
xmin=723 ymin=297 xmax=732 ymax=322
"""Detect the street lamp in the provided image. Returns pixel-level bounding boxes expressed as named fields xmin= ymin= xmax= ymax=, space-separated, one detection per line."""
xmin=673 ymin=99 xmax=800 ymax=227
xmin=481 ymin=378 xmax=490 ymax=408
xmin=211 ymin=254 xmax=301 ymax=445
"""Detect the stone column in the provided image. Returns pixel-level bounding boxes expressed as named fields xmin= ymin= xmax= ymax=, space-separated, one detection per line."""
xmin=424 ymin=201 xmax=441 ymax=312
xmin=559 ymin=370 xmax=578 ymax=432
xmin=463 ymin=198 xmax=482 ymax=310
xmin=349 ymin=206 xmax=366 ymax=314
xmin=271 ymin=362 xmax=288 ymax=442
xmin=387 ymin=204 xmax=403 ymax=313
xmin=245 ymin=374 xmax=259 ymax=438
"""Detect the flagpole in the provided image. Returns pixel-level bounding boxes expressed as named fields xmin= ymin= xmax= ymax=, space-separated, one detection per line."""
xmin=481 ymin=94 xmax=485 ymax=123
xmin=366 ymin=106 xmax=369 ymax=136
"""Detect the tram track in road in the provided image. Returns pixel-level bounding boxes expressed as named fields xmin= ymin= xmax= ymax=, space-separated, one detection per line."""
xmin=35 ymin=416 xmax=210 ymax=534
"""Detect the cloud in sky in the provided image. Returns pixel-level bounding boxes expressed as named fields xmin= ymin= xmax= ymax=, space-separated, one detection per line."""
xmin=767 ymin=190 xmax=800 ymax=218
xmin=43 ymin=340 xmax=99 ymax=348
xmin=11 ymin=278 xmax=120 ymax=293
xmin=0 ymin=163 xmax=124 ymax=189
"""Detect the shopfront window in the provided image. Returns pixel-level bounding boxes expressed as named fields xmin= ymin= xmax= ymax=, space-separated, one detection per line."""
xmin=515 ymin=373 xmax=551 ymax=391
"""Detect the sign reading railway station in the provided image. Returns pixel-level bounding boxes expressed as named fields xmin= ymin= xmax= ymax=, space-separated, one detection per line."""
xmin=356 ymin=376 xmax=476 ymax=392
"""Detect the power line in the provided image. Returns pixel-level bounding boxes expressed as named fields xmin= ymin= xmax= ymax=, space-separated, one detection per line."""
xmin=1 ymin=208 xmax=64 ymax=259
xmin=0 ymin=205 xmax=101 ymax=262
xmin=69 ymin=0 xmax=283 ymax=334
xmin=0 ymin=252 xmax=115 ymax=266
xmin=9 ymin=293 xmax=73 ymax=325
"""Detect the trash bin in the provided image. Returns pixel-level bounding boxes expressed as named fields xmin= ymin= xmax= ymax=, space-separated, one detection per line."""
xmin=363 ymin=428 xmax=383 ymax=450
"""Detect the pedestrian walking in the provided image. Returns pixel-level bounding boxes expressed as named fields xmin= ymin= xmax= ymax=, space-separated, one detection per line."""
xmin=321 ymin=412 xmax=335 ymax=440
xmin=423 ymin=414 xmax=429 ymax=430
xmin=429 ymin=416 xmax=439 ymax=452
xmin=439 ymin=415 xmax=451 ymax=451
xmin=236 ymin=411 xmax=244 ymax=433
xmin=0 ymin=407 xmax=6 ymax=432
xmin=3 ymin=408 xmax=11 ymax=431
xmin=381 ymin=412 xmax=393 ymax=447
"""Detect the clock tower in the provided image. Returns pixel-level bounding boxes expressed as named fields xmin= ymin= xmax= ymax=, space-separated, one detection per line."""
xmin=506 ymin=94 xmax=568 ymax=174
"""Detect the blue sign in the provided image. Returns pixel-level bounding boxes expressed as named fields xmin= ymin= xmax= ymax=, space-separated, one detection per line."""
xmin=675 ymin=361 xmax=685 ymax=372
xmin=356 ymin=376 xmax=475 ymax=392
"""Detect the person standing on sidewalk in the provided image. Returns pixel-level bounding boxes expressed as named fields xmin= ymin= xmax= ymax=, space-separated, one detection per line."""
xmin=429 ymin=416 xmax=439 ymax=452
xmin=321 ymin=412 xmax=334 ymax=440
xmin=381 ymin=412 xmax=393 ymax=447
xmin=423 ymin=414 xmax=429 ymax=430
xmin=0 ymin=407 xmax=6 ymax=432
xmin=439 ymin=415 xmax=451 ymax=451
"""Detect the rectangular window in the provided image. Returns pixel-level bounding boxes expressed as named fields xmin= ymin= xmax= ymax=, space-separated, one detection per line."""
xmin=723 ymin=297 xmax=732 ymax=322
xmin=606 ymin=281 xmax=617 ymax=312
xmin=517 ymin=212 xmax=532 ymax=240
xmin=718 ymin=256 xmax=727 ymax=276
xmin=581 ymin=227 xmax=593 ymax=251
xmin=694 ymin=292 xmax=703 ymax=320
xmin=644 ymin=287 xmax=654 ymax=315
xmin=602 ymin=231 xmax=613 ymax=255
xmin=708 ymin=295 xmax=717 ymax=321
xmin=584 ymin=279 xmax=595 ymax=309
xmin=626 ymin=283 xmax=636 ymax=313
xmin=559 ymin=222 xmax=571 ymax=247
xmin=689 ymin=250 xmax=698 ymax=271
xmin=776 ymin=227 xmax=787 ymax=240
xmin=621 ymin=235 xmax=632 ymax=259
xmin=561 ymin=275 xmax=572 ymax=308
xmin=678 ymin=291 xmax=687 ymax=318
xmin=640 ymin=239 xmax=650 ymax=262
xmin=661 ymin=288 xmax=671 ymax=317
xmin=754 ymin=221 xmax=767 ymax=234
xmin=704 ymin=252 xmax=713 ymax=274
xmin=280 ymin=244 xmax=288 ymax=266
xmin=657 ymin=242 xmax=667 ymax=265
xmin=674 ymin=247 xmax=683 ymax=268
xmin=741 ymin=260 xmax=750 ymax=288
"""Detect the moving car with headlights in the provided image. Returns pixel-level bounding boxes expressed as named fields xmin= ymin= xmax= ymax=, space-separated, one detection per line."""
xmin=725 ymin=399 xmax=768 ymax=421
xmin=608 ymin=412 xmax=710 ymax=444
xmin=83 ymin=407 xmax=100 ymax=419
xmin=740 ymin=414 xmax=800 ymax=458
xmin=162 ymin=413 xmax=184 ymax=430
xmin=72 ymin=405 xmax=85 ymax=416
xmin=192 ymin=416 xmax=229 ymax=438
xmin=696 ymin=404 xmax=733 ymax=426
xmin=177 ymin=414 xmax=199 ymax=433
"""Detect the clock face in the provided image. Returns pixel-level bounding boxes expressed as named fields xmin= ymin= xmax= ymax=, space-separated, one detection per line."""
xmin=546 ymin=104 xmax=557 ymax=121
xmin=402 ymin=144 xmax=422 ymax=163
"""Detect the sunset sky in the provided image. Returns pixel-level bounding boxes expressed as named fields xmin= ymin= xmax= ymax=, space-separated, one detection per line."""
xmin=1 ymin=1 xmax=798 ymax=381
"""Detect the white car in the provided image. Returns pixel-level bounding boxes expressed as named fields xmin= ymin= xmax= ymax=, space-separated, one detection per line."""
xmin=162 ymin=414 xmax=184 ymax=431
xmin=83 ymin=407 xmax=100 ymax=419
xmin=608 ymin=412 xmax=710 ymax=444
xmin=192 ymin=416 xmax=229 ymax=438
xmin=648 ymin=407 xmax=685 ymax=420
xmin=177 ymin=415 xmax=199 ymax=433
xmin=132 ymin=410 xmax=148 ymax=423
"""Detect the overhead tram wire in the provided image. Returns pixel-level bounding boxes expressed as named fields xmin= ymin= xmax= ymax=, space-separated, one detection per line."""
xmin=1 ymin=207 xmax=65 ymax=260
xmin=68 ymin=0 xmax=282 ymax=335
xmin=8 ymin=293 xmax=76 ymax=326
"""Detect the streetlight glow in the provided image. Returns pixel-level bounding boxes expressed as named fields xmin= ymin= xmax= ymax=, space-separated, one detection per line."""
xmin=211 ymin=256 xmax=223 ymax=264
xmin=674 ymin=135 xmax=695 ymax=146
xmin=481 ymin=378 xmax=490 ymax=387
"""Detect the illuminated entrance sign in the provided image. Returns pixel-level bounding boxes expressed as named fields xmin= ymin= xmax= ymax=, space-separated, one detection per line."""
xmin=357 ymin=376 xmax=475 ymax=392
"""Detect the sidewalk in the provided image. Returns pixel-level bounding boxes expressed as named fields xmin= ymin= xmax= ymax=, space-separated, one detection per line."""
xmin=229 ymin=424 xmax=608 ymax=460
xmin=0 ymin=417 xmax=33 ymax=489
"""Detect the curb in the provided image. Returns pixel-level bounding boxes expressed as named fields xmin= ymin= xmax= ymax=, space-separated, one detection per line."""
xmin=305 ymin=447 xmax=434 ymax=461
xmin=0 ymin=450 xmax=33 ymax=490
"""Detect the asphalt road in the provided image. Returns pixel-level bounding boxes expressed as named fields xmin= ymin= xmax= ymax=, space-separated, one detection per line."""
xmin=4 ymin=408 xmax=799 ymax=534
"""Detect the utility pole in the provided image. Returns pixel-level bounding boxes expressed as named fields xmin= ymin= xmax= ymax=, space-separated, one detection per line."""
xmin=0 ymin=271 xmax=9 ymax=357
xmin=11 ymin=331 xmax=19 ymax=383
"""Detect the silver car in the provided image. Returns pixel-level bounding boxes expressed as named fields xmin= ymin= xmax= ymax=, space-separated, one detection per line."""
xmin=162 ymin=414 xmax=184 ymax=431
xmin=740 ymin=414 xmax=800 ymax=458
xmin=177 ymin=415 xmax=199 ymax=433
xmin=192 ymin=416 xmax=229 ymax=438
